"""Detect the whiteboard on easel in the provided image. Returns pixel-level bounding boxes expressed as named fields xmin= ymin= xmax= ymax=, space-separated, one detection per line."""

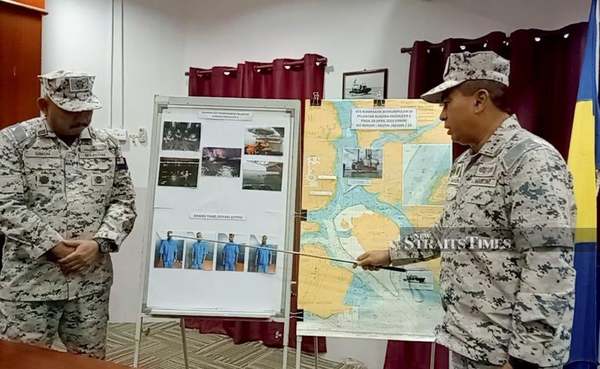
xmin=141 ymin=96 xmax=300 ymax=318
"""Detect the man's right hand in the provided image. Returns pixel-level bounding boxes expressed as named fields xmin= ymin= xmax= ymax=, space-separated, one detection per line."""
xmin=355 ymin=250 xmax=391 ymax=270
xmin=49 ymin=241 xmax=76 ymax=260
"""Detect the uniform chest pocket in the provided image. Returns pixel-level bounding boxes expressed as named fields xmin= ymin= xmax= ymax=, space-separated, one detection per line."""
xmin=79 ymin=154 xmax=115 ymax=191
xmin=23 ymin=156 xmax=63 ymax=193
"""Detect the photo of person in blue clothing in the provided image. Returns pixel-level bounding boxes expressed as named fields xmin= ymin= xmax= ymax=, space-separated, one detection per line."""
xmin=216 ymin=233 xmax=245 ymax=272
xmin=184 ymin=232 xmax=215 ymax=270
xmin=154 ymin=231 xmax=184 ymax=269
xmin=248 ymin=234 xmax=277 ymax=274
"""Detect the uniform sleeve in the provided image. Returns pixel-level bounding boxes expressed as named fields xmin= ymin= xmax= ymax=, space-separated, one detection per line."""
xmin=388 ymin=168 xmax=458 ymax=266
xmin=94 ymin=145 xmax=137 ymax=251
xmin=0 ymin=131 xmax=64 ymax=259
xmin=389 ymin=222 xmax=443 ymax=265
xmin=388 ymin=154 xmax=470 ymax=266
xmin=507 ymin=148 xmax=576 ymax=366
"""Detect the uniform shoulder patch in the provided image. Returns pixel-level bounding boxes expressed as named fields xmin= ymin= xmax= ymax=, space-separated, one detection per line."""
xmin=6 ymin=120 xmax=39 ymax=149
xmin=502 ymin=138 xmax=544 ymax=171
xmin=11 ymin=125 xmax=28 ymax=144
xmin=93 ymin=128 xmax=121 ymax=150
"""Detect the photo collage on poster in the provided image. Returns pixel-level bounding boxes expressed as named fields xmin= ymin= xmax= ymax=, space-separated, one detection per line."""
xmin=157 ymin=121 xmax=286 ymax=192
xmin=153 ymin=231 xmax=278 ymax=274
xmin=154 ymin=121 xmax=286 ymax=273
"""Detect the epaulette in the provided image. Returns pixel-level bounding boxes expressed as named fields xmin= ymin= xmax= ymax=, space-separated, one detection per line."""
xmin=93 ymin=128 xmax=120 ymax=149
xmin=502 ymin=138 xmax=544 ymax=171
xmin=6 ymin=121 xmax=38 ymax=150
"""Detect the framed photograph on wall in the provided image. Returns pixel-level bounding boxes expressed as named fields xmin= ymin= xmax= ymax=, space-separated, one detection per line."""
xmin=342 ymin=68 xmax=388 ymax=99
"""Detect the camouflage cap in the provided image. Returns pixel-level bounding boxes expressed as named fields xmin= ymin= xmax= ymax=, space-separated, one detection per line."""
xmin=39 ymin=70 xmax=102 ymax=112
xmin=421 ymin=51 xmax=510 ymax=103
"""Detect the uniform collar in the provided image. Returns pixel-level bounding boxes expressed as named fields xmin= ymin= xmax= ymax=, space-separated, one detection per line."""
xmin=473 ymin=114 xmax=520 ymax=157
xmin=36 ymin=117 xmax=94 ymax=140
xmin=80 ymin=127 xmax=93 ymax=140
xmin=37 ymin=117 xmax=57 ymax=138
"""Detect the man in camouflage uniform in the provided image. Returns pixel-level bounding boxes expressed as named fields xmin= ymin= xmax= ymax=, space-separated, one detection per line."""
xmin=357 ymin=51 xmax=575 ymax=369
xmin=0 ymin=71 xmax=137 ymax=359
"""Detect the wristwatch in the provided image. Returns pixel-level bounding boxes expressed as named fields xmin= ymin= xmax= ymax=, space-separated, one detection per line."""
xmin=508 ymin=356 xmax=539 ymax=369
xmin=94 ymin=238 xmax=117 ymax=254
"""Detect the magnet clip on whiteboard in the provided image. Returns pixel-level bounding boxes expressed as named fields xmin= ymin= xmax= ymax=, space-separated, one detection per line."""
xmin=296 ymin=209 xmax=308 ymax=221
xmin=310 ymin=91 xmax=322 ymax=106
xmin=374 ymin=90 xmax=385 ymax=107
xmin=292 ymin=309 xmax=305 ymax=322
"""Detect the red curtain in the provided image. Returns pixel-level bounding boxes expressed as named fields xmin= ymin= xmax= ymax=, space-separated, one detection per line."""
xmin=188 ymin=64 xmax=244 ymax=97
xmin=188 ymin=55 xmax=326 ymax=100
xmin=185 ymin=53 xmax=327 ymax=353
xmin=387 ymin=22 xmax=587 ymax=369
xmin=508 ymin=24 xmax=587 ymax=157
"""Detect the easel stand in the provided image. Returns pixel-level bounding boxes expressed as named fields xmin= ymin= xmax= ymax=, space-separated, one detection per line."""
xmin=133 ymin=315 xmax=190 ymax=369
xmin=132 ymin=312 xmax=293 ymax=369
xmin=133 ymin=272 xmax=295 ymax=369
xmin=134 ymin=96 xmax=301 ymax=369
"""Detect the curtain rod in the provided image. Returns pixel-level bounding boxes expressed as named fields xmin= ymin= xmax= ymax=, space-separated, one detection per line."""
xmin=401 ymin=27 xmax=577 ymax=54
xmin=184 ymin=57 xmax=328 ymax=76
xmin=401 ymin=39 xmax=496 ymax=54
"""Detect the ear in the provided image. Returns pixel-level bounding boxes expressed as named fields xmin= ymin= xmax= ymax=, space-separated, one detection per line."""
xmin=37 ymin=97 xmax=49 ymax=115
xmin=473 ymin=89 xmax=490 ymax=113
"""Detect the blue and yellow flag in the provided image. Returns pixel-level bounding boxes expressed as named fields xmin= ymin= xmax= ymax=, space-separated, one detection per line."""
xmin=566 ymin=0 xmax=599 ymax=368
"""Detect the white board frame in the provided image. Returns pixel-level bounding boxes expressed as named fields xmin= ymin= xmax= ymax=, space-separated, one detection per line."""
xmin=134 ymin=96 xmax=300 ymax=369
xmin=140 ymin=95 xmax=300 ymax=319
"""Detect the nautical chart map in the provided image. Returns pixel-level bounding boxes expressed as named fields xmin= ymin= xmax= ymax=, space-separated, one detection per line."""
xmin=298 ymin=99 xmax=451 ymax=340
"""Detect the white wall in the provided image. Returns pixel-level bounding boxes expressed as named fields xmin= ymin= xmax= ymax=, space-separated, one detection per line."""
xmin=41 ymin=0 xmax=589 ymax=368
xmin=181 ymin=0 xmax=590 ymax=101
xmin=42 ymin=0 xmax=113 ymax=126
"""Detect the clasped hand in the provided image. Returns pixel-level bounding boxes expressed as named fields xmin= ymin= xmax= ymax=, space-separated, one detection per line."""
xmin=50 ymin=239 xmax=100 ymax=273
